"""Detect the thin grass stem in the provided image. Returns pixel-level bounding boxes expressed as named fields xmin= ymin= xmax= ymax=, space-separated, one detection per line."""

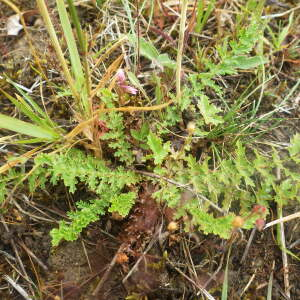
xmin=176 ymin=0 xmax=189 ymax=101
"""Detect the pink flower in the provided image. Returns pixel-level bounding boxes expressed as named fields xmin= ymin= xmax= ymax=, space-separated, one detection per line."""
xmin=115 ymin=69 xmax=138 ymax=95
xmin=252 ymin=204 xmax=267 ymax=215
xmin=121 ymin=85 xmax=138 ymax=95
xmin=116 ymin=69 xmax=126 ymax=83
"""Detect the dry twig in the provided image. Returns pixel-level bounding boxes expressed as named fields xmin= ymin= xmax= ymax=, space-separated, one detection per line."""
xmin=241 ymin=228 xmax=256 ymax=263
xmin=264 ymin=212 xmax=300 ymax=229
xmin=18 ymin=241 xmax=48 ymax=272
xmin=92 ymin=243 xmax=126 ymax=296
xmin=3 ymin=275 xmax=33 ymax=300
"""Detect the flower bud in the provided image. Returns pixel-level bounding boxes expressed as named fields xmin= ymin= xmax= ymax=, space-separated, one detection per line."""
xmin=252 ymin=205 xmax=267 ymax=215
xmin=167 ymin=221 xmax=179 ymax=232
xmin=186 ymin=122 xmax=196 ymax=135
xmin=232 ymin=216 xmax=244 ymax=228
xmin=255 ymin=218 xmax=265 ymax=231
xmin=116 ymin=69 xmax=126 ymax=83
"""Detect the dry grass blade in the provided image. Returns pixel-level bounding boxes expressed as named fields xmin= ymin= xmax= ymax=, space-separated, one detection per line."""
xmin=0 ymin=146 xmax=42 ymax=175
xmin=90 ymin=53 xmax=124 ymax=99
xmin=36 ymin=0 xmax=81 ymax=104
xmin=176 ymin=0 xmax=189 ymax=101
xmin=167 ymin=257 xmax=216 ymax=300
xmin=12 ymin=198 xmax=57 ymax=223
xmin=261 ymin=4 xmax=300 ymax=19
xmin=3 ymin=275 xmax=33 ymax=300
xmin=65 ymin=99 xmax=174 ymax=140
xmin=279 ymin=209 xmax=290 ymax=298
xmin=92 ymin=36 xmax=128 ymax=71
xmin=241 ymin=228 xmax=256 ymax=263
xmin=122 ymin=236 xmax=157 ymax=284
xmin=0 ymin=216 xmax=35 ymax=295
xmin=267 ymin=261 xmax=275 ymax=300
xmin=18 ymin=241 xmax=48 ymax=272
xmin=264 ymin=212 xmax=300 ymax=229
xmin=240 ymin=271 xmax=256 ymax=297
xmin=92 ymin=243 xmax=126 ymax=296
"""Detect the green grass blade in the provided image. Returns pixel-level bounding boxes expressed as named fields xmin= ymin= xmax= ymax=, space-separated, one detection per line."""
xmin=6 ymin=79 xmax=47 ymax=117
xmin=121 ymin=0 xmax=135 ymax=34
xmin=0 ymin=88 xmax=43 ymax=126
xmin=195 ymin=0 xmax=216 ymax=33
xmin=0 ymin=114 xmax=60 ymax=140
xmin=221 ymin=246 xmax=231 ymax=300
xmin=36 ymin=0 xmax=80 ymax=103
xmin=277 ymin=12 xmax=293 ymax=50
xmin=0 ymin=88 xmax=62 ymax=135
xmin=57 ymin=0 xmax=90 ymax=116
xmin=12 ymin=138 xmax=52 ymax=144
xmin=122 ymin=0 xmax=137 ymax=68
xmin=56 ymin=0 xmax=84 ymax=86
xmin=66 ymin=0 xmax=86 ymax=53
xmin=4 ymin=80 xmax=59 ymax=129
xmin=10 ymin=83 xmax=49 ymax=119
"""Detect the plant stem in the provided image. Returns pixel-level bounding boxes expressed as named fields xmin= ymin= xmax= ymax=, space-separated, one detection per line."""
xmin=176 ymin=0 xmax=189 ymax=102
xmin=36 ymin=0 xmax=80 ymax=103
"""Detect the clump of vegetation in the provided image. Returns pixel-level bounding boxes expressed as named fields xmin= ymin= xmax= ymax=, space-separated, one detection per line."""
xmin=0 ymin=0 xmax=300 ymax=297
xmin=16 ymin=129 xmax=297 ymax=246
xmin=149 ymin=132 xmax=300 ymax=238
xmin=0 ymin=0 xmax=299 ymax=248
xmin=28 ymin=148 xmax=138 ymax=246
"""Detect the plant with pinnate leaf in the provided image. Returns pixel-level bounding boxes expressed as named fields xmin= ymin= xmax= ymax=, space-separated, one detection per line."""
xmin=1 ymin=0 xmax=298 ymax=252
xmin=28 ymin=149 xmax=139 ymax=246
xmin=158 ymin=8 xmax=269 ymax=140
xmin=147 ymin=130 xmax=300 ymax=239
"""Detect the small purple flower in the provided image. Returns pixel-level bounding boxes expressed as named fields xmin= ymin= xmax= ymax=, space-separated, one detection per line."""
xmin=115 ymin=69 xmax=138 ymax=95
xmin=121 ymin=85 xmax=138 ymax=95
xmin=116 ymin=69 xmax=126 ymax=83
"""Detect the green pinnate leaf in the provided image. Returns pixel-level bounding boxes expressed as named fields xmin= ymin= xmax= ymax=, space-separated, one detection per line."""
xmin=223 ymin=56 xmax=267 ymax=70
xmin=102 ymin=112 xmax=134 ymax=164
xmin=230 ymin=21 xmax=260 ymax=55
xmin=188 ymin=205 xmax=234 ymax=239
xmin=27 ymin=149 xmax=139 ymax=246
xmin=131 ymin=123 xmax=150 ymax=142
xmin=147 ymin=131 xmax=170 ymax=165
xmin=288 ymin=133 xmax=300 ymax=163
xmin=153 ymin=185 xmax=181 ymax=207
xmin=50 ymin=198 xmax=107 ymax=246
xmin=109 ymin=192 xmax=136 ymax=217
xmin=156 ymin=53 xmax=176 ymax=69
xmin=274 ymin=179 xmax=298 ymax=206
xmin=235 ymin=142 xmax=255 ymax=187
xmin=253 ymin=150 xmax=275 ymax=186
xmin=198 ymin=94 xmax=224 ymax=125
